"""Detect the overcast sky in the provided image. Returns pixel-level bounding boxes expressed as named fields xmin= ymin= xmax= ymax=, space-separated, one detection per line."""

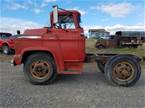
xmin=0 ymin=0 xmax=144 ymax=35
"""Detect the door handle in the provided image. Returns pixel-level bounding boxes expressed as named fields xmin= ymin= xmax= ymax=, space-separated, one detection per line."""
xmin=48 ymin=37 xmax=56 ymax=39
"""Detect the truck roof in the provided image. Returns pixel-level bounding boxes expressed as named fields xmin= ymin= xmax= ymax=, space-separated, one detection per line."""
xmin=50 ymin=10 xmax=81 ymax=16
xmin=89 ymin=29 xmax=109 ymax=33
xmin=116 ymin=31 xmax=145 ymax=37
xmin=0 ymin=32 xmax=12 ymax=35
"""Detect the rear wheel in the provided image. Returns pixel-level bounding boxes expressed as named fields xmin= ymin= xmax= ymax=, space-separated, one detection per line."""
xmin=96 ymin=45 xmax=105 ymax=50
xmin=2 ymin=45 xmax=10 ymax=55
xmin=104 ymin=55 xmax=141 ymax=87
xmin=97 ymin=61 xmax=105 ymax=73
xmin=24 ymin=53 xmax=57 ymax=84
xmin=132 ymin=44 xmax=138 ymax=48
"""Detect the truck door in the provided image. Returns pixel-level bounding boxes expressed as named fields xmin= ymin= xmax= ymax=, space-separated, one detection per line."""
xmin=52 ymin=27 xmax=80 ymax=61
xmin=52 ymin=14 xmax=85 ymax=62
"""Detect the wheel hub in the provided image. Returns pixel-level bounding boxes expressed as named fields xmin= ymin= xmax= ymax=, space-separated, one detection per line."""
xmin=30 ymin=61 xmax=51 ymax=79
xmin=113 ymin=61 xmax=134 ymax=81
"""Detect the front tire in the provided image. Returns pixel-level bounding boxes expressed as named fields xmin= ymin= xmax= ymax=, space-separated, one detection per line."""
xmin=24 ymin=53 xmax=57 ymax=84
xmin=104 ymin=55 xmax=141 ymax=87
xmin=2 ymin=45 xmax=10 ymax=55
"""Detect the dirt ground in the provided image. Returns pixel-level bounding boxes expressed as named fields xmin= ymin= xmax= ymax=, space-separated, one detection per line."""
xmin=0 ymin=54 xmax=145 ymax=108
xmin=0 ymin=54 xmax=13 ymax=63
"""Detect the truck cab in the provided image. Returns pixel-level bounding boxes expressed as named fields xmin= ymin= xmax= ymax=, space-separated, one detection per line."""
xmin=13 ymin=6 xmax=86 ymax=75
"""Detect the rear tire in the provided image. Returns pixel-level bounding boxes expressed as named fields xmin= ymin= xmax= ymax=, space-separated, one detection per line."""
xmin=133 ymin=45 xmax=138 ymax=48
xmin=2 ymin=45 xmax=10 ymax=55
xmin=24 ymin=53 xmax=57 ymax=85
xmin=104 ymin=55 xmax=141 ymax=87
xmin=97 ymin=61 xmax=105 ymax=73
xmin=96 ymin=45 xmax=105 ymax=50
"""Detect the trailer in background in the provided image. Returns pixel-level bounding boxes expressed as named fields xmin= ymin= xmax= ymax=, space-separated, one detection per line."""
xmin=116 ymin=31 xmax=145 ymax=48
xmin=95 ymin=31 xmax=145 ymax=49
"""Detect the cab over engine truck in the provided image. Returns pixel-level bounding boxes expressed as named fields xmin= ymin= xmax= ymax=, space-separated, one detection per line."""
xmin=12 ymin=6 xmax=141 ymax=87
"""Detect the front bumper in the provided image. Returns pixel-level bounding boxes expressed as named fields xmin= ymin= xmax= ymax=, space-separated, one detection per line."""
xmin=11 ymin=54 xmax=22 ymax=66
xmin=11 ymin=60 xmax=16 ymax=66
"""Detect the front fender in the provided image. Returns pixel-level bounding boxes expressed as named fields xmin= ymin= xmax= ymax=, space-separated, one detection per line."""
xmin=13 ymin=47 xmax=64 ymax=73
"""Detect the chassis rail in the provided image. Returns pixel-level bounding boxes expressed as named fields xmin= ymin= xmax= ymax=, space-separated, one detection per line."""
xmin=84 ymin=53 xmax=141 ymax=64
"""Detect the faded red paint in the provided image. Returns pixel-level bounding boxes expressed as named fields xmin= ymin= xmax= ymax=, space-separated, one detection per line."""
xmin=13 ymin=10 xmax=86 ymax=74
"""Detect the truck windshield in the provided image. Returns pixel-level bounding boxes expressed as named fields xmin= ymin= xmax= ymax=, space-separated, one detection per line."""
xmin=78 ymin=14 xmax=82 ymax=28
xmin=78 ymin=15 xmax=81 ymax=23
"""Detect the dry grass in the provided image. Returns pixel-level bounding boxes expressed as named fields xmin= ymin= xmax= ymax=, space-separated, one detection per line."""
xmin=86 ymin=39 xmax=145 ymax=66
xmin=86 ymin=39 xmax=145 ymax=56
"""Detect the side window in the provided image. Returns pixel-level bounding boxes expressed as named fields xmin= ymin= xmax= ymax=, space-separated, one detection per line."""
xmin=1 ymin=34 xmax=7 ymax=39
xmin=55 ymin=14 xmax=75 ymax=29
xmin=1 ymin=34 xmax=11 ymax=39
xmin=0 ymin=34 xmax=2 ymax=39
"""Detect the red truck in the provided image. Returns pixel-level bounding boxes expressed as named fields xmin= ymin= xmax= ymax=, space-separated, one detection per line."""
xmin=0 ymin=32 xmax=14 ymax=54
xmin=12 ymin=6 xmax=141 ymax=87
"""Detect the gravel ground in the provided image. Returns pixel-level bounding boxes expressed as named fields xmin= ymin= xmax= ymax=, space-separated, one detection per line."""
xmin=0 ymin=62 xmax=145 ymax=108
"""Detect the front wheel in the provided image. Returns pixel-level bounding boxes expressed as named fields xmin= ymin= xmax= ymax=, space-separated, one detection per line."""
xmin=104 ymin=55 xmax=141 ymax=87
xmin=2 ymin=45 xmax=10 ymax=55
xmin=24 ymin=53 xmax=57 ymax=84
